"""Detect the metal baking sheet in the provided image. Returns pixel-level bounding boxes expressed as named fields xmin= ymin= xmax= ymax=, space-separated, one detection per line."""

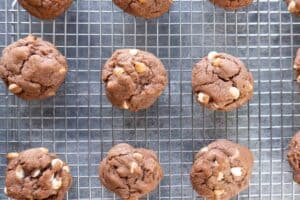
xmin=0 ymin=0 xmax=299 ymax=199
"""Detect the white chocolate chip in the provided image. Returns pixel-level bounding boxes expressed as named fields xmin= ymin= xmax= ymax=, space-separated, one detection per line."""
xmin=8 ymin=84 xmax=22 ymax=94
xmin=230 ymin=149 xmax=240 ymax=161
xmin=297 ymin=75 xmax=300 ymax=83
xmin=229 ymin=87 xmax=240 ymax=100
xmin=212 ymin=57 xmax=222 ymax=67
xmin=16 ymin=165 xmax=25 ymax=180
xmin=4 ymin=187 xmax=7 ymax=195
xmin=133 ymin=152 xmax=143 ymax=161
xmin=200 ymin=147 xmax=208 ymax=153
xmin=59 ymin=68 xmax=67 ymax=75
xmin=31 ymin=169 xmax=41 ymax=178
xmin=122 ymin=101 xmax=129 ymax=109
xmin=113 ymin=67 xmax=125 ymax=75
xmin=288 ymin=1 xmax=297 ymax=12
xmin=52 ymin=176 xmax=62 ymax=190
xmin=51 ymin=158 xmax=63 ymax=169
xmin=231 ymin=167 xmax=243 ymax=177
xmin=197 ymin=93 xmax=210 ymax=104
xmin=130 ymin=162 xmax=138 ymax=174
xmin=214 ymin=160 xmax=219 ymax=166
xmin=212 ymin=103 xmax=219 ymax=109
xmin=217 ymin=172 xmax=224 ymax=181
xmin=246 ymin=83 xmax=253 ymax=92
xmin=214 ymin=189 xmax=224 ymax=196
xmin=62 ymin=166 xmax=70 ymax=173
xmin=39 ymin=147 xmax=49 ymax=153
xmin=26 ymin=35 xmax=36 ymax=42
xmin=294 ymin=64 xmax=299 ymax=70
xmin=134 ymin=61 xmax=148 ymax=73
xmin=208 ymin=51 xmax=219 ymax=62
xmin=6 ymin=152 xmax=19 ymax=160
xmin=129 ymin=49 xmax=138 ymax=56
xmin=47 ymin=91 xmax=56 ymax=97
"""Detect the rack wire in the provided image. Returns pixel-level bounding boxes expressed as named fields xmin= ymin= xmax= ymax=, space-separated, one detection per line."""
xmin=0 ymin=0 xmax=299 ymax=199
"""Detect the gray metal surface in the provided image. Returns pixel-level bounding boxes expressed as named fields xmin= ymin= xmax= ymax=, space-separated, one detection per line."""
xmin=0 ymin=0 xmax=298 ymax=199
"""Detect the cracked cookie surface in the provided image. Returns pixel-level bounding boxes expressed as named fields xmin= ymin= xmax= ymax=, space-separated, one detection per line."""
xmin=286 ymin=0 xmax=300 ymax=16
xmin=209 ymin=0 xmax=253 ymax=10
xmin=18 ymin=0 xmax=73 ymax=19
xmin=113 ymin=0 xmax=172 ymax=19
xmin=102 ymin=49 xmax=167 ymax=112
xmin=190 ymin=140 xmax=254 ymax=200
xmin=5 ymin=148 xmax=72 ymax=200
xmin=0 ymin=35 xmax=68 ymax=100
xmin=287 ymin=131 xmax=300 ymax=184
xmin=192 ymin=52 xmax=254 ymax=112
xmin=99 ymin=143 xmax=164 ymax=200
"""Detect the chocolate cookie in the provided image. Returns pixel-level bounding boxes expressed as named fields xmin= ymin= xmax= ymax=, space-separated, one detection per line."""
xmin=99 ymin=143 xmax=164 ymax=200
xmin=286 ymin=0 xmax=300 ymax=16
xmin=113 ymin=0 xmax=172 ymax=19
xmin=102 ymin=49 xmax=167 ymax=112
xmin=209 ymin=0 xmax=253 ymax=10
xmin=4 ymin=147 xmax=72 ymax=200
xmin=18 ymin=0 xmax=73 ymax=20
xmin=192 ymin=51 xmax=254 ymax=112
xmin=294 ymin=49 xmax=300 ymax=82
xmin=287 ymin=131 xmax=300 ymax=183
xmin=0 ymin=35 xmax=68 ymax=100
xmin=190 ymin=140 xmax=254 ymax=200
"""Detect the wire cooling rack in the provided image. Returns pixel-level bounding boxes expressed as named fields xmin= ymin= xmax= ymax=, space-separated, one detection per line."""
xmin=0 ymin=0 xmax=299 ymax=199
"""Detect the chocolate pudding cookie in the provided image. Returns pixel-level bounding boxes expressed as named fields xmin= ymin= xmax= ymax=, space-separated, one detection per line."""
xmin=18 ymin=0 xmax=73 ymax=20
xmin=286 ymin=0 xmax=300 ymax=16
xmin=192 ymin=51 xmax=254 ymax=112
xmin=4 ymin=148 xmax=72 ymax=200
xmin=102 ymin=49 xmax=167 ymax=112
xmin=190 ymin=140 xmax=254 ymax=200
xmin=293 ymin=49 xmax=300 ymax=82
xmin=0 ymin=35 xmax=68 ymax=100
xmin=287 ymin=131 xmax=300 ymax=183
xmin=99 ymin=143 xmax=164 ymax=200
xmin=113 ymin=0 xmax=172 ymax=19
xmin=209 ymin=0 xmax=253 ymax=10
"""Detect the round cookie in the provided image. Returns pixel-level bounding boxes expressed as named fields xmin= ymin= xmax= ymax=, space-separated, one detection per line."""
xmin=190 ymin=140 xmax=254 ymax=200
xmin=286 ymin=0 xmax=300 ymax=16
xmin=112 ymin=0 xmax=172 ymax=19
xmin=287 ymin=131 xmax=300 ymax=183
xmin=209 ymin=0 xmax=253 ymax=10
xmin=0 ymin=35 xmax=68 ymax=100
xmin=192 ymin=51 xmax=254 ymax=112
xmin=293 ymin=49 xmax=300 ymax=82
xmin=4 ymin=148 xmax=72 ymax=200
xmin=102 ymin=49 xmax=167 ymax=112
xmin=99 ymin=143 xmax=164 ymax=200
xmin=18 ymin=0 xmax=73 ymax=20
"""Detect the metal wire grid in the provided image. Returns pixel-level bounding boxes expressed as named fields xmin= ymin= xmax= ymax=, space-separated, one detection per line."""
xmin=0 ymin=0 xmax=299 ymax=199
